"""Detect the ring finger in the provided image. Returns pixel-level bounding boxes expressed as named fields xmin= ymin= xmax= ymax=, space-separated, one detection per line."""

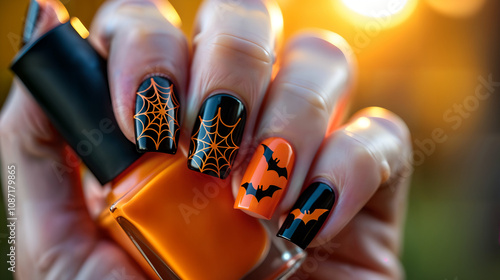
xmin=233 ymin=31 xmax=355 ymax=219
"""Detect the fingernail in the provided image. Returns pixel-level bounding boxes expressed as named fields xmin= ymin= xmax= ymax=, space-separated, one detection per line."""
xmin=23 ymin=0 xmax=41 ymax=45
xmin=277 ymin=182 xmax=336 ymax=249
xmin=234 ymin=137 xmax=294 ymax=219
xmin=188 ymin=94 xmax=246 ymax=179
xmin=134 ymin=76 xmax=180 ymax=154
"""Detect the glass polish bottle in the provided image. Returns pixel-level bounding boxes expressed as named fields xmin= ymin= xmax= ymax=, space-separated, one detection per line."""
xmin=10 ymin=19 xmax=304 ymax=279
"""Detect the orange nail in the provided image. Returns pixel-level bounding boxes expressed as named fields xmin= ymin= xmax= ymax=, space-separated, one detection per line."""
xmin=234 ymin=137 xmax=295 ymax=219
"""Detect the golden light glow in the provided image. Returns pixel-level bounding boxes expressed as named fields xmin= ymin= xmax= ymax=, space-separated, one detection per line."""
xmin=70 ymin=17 xmax=89 ymax=39
xmin=355 ymin=117 xmax=372 ymax=129
xmin=157 ymin=1 xmax=182 ymax=28
xmin=363 ymin=107 xmax=391 ymax=118
xmin=346 ymin=116 xmax=372 ymax=132
xmin=337 ymin=0 xmax=418 ymax=29
xmin=342 ymin=0 xmax=408 ymax=17
xmin=425 ymin=0 xmax=486 ymax=18
xmin=268 ymin=0 xmax=284 ymax=41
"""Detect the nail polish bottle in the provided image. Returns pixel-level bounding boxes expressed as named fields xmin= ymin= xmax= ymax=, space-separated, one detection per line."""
xmin=11 ymin=20 xmax=305 ymax=279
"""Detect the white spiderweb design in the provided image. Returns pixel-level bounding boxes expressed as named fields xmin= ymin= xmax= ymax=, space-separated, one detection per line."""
xmin=134 ymin=78 xmax=179 ymax=149
xmin=189 ymin=107 xmax=241 ymax=177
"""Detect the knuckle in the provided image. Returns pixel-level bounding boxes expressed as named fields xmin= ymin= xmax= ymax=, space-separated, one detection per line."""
xmin=280 ymin=81 xmax=332 ymax=117
xmin=120 ymin=23 xmax=187 ymax=51
xmin=102 ymin=0 xmax=186 ymax=43
xmin=331 ymin=109 xmax=414 ymax=184
xmin=121 ymin=25 xmax=150 ymax=43
xmin=333 ymin=128 xmax=384 ymax=175
xmin=356 ymin=107 xmax=412 ymax=153
xmin=208 ymin=33 xmax=274 ymax=64
xmin=346 ymin=133 xmax=381 ymax=167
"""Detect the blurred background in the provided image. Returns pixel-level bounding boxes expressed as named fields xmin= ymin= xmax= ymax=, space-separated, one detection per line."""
xmin=0 ymin=0 xmax=499 ymax=279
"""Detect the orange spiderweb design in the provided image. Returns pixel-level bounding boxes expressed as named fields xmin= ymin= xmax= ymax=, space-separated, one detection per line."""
xmin=134 ymin=78 xmax=180 ymax=149
xmin=189 ymin=108 xmax=241 ymax=178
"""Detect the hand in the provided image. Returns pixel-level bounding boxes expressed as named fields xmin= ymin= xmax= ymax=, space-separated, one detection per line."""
xmin=0 ymin=0 xmax=412 ymax=279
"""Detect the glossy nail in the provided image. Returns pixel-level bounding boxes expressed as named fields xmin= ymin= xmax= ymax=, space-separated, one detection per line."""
xmin=188 ymin=94 xmax=246 ymax=179
xmin=277 ymin=182 xmax=336 ymax=249
xmin=134 ymin=76 xmax=180 ymax=154
xmin=235 ymin=137 xmax=294 ymax=219
xmin=23 ymin=0 xmax=40 ymax=45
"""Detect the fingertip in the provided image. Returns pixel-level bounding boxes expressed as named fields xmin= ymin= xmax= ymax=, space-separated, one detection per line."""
xmin=233 ymin=137 xmax=295 ymax=220
xmin=276 ymin=181 xmax=336 ymax=249
xmin=26 ymin=0 xmax=68 ymax=44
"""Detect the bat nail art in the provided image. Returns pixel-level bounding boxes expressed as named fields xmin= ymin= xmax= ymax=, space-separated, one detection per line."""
xmin=188 ymin=94 xmax=246 ymax=179
xmin=277 ymin=182 xmax=336 ymax=249
xmin=134 ymin=76 xmax=180 ymax=154
xmin=240 ymin=182 xmax=281 ymax=202
xmin=289 ymin=209 xmax=329 ymax=226
xmin=235 ymin=138 xmax=295 ymax=219
xmin=262 ymin=144 xmax=288 ymax=179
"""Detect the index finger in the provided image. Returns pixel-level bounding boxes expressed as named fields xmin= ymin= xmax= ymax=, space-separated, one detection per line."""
xmin=89 ymin=0 xmax=189 ymax=153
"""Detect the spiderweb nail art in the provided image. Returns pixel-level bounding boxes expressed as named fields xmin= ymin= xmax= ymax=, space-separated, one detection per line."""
xmin=134 ymin=78 xmax=180 ymax=149
xmin=189 ymin=108 xmax=241 ymax=178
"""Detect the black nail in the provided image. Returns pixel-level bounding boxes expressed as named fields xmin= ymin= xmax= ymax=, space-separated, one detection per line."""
xmin=134 ymin=76 xmax=180 ymax=154
xmin=22 ymin=0 xmax=40 ymax=46
xmin=277 ymin=182 xmax=336 ymax=249
xmin=188 ymin=94 xmax=246 ymax=179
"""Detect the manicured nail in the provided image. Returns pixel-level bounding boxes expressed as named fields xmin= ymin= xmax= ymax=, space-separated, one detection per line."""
xmin=277 ymin=182 xmax=336 ymax=249
xmin=234 ymin=137 xmax=294 ymax=219
xmin=134 ymin=76 xmax=180 ymax=154
xmin=23 ymin=0 xmax=41 ymax=45
xmin=188 ymin=94 xmax=246 ymax=179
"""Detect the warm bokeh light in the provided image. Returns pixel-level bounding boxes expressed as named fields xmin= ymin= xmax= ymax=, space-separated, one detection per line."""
xmin=337 ymin=0 xmax=417 ymax=28
xmin=0 ymin=0 xmax=498 ymax=279
xmin=355 ymin=116 xmax=371 ymax=128
xmin=346 ymin=116 xmax=371 ymax=131
xmin=342 ymin=0 xmax=408 ymax=17
xmin=425 ymin=0 xmax=486 ymax=18
xmin=268 ymin=0 xmax=284 ymax=42
xmin=157 ymin=0 xmax=182 ymax=28
xmin=70 ymin=17 xmax=89 ymax=39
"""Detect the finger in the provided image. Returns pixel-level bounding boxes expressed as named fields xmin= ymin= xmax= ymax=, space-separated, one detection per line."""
xmin=277 ymin=107 xmax=412 ymax=252
xmin=25 ymin=0 xmax=69 ymax=43
xmin=1 ymin=1 xmax=145 ymax=278
xmin=185 ymin=0 xmax=283 ymax=179
xmin=89 ymin=0 xmax=188 ymax=153
xmin=233 ymin=31 xmax=354 ymax=220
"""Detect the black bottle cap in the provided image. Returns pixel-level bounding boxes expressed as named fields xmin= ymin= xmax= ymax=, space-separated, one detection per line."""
xmin=10 ymin=22 xmax=141 ymax=185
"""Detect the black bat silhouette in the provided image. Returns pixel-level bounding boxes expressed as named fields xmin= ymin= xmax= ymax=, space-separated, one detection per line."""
xmin=241 ymin=182 xmax=282 ymax=202
xmin=262 ymin=144 xmax=288 ymax=179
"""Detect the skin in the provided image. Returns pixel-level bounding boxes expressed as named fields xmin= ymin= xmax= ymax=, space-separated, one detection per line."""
xmin=0 ymin=0 xmax=412 ymax=279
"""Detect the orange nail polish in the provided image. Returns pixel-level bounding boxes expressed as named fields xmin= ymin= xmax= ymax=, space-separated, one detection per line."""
xmin=235 ymin=137 xmax=295 ymax=219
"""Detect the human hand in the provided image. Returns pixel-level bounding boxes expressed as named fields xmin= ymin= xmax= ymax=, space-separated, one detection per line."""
xmin=1 ymin=0 xmax=411 ymax=279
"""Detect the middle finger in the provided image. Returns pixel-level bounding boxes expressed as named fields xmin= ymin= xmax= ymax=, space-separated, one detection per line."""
xmin=185 ymin=0 xmax=283 ymax=179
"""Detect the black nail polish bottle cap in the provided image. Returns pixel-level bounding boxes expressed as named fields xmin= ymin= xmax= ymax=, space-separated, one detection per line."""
xmin=10 ymin=22 xmax=141 ymax=185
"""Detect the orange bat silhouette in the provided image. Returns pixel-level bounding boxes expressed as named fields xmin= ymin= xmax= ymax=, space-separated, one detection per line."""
xmin=290 ymin=209 xmax=329 ymax=225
